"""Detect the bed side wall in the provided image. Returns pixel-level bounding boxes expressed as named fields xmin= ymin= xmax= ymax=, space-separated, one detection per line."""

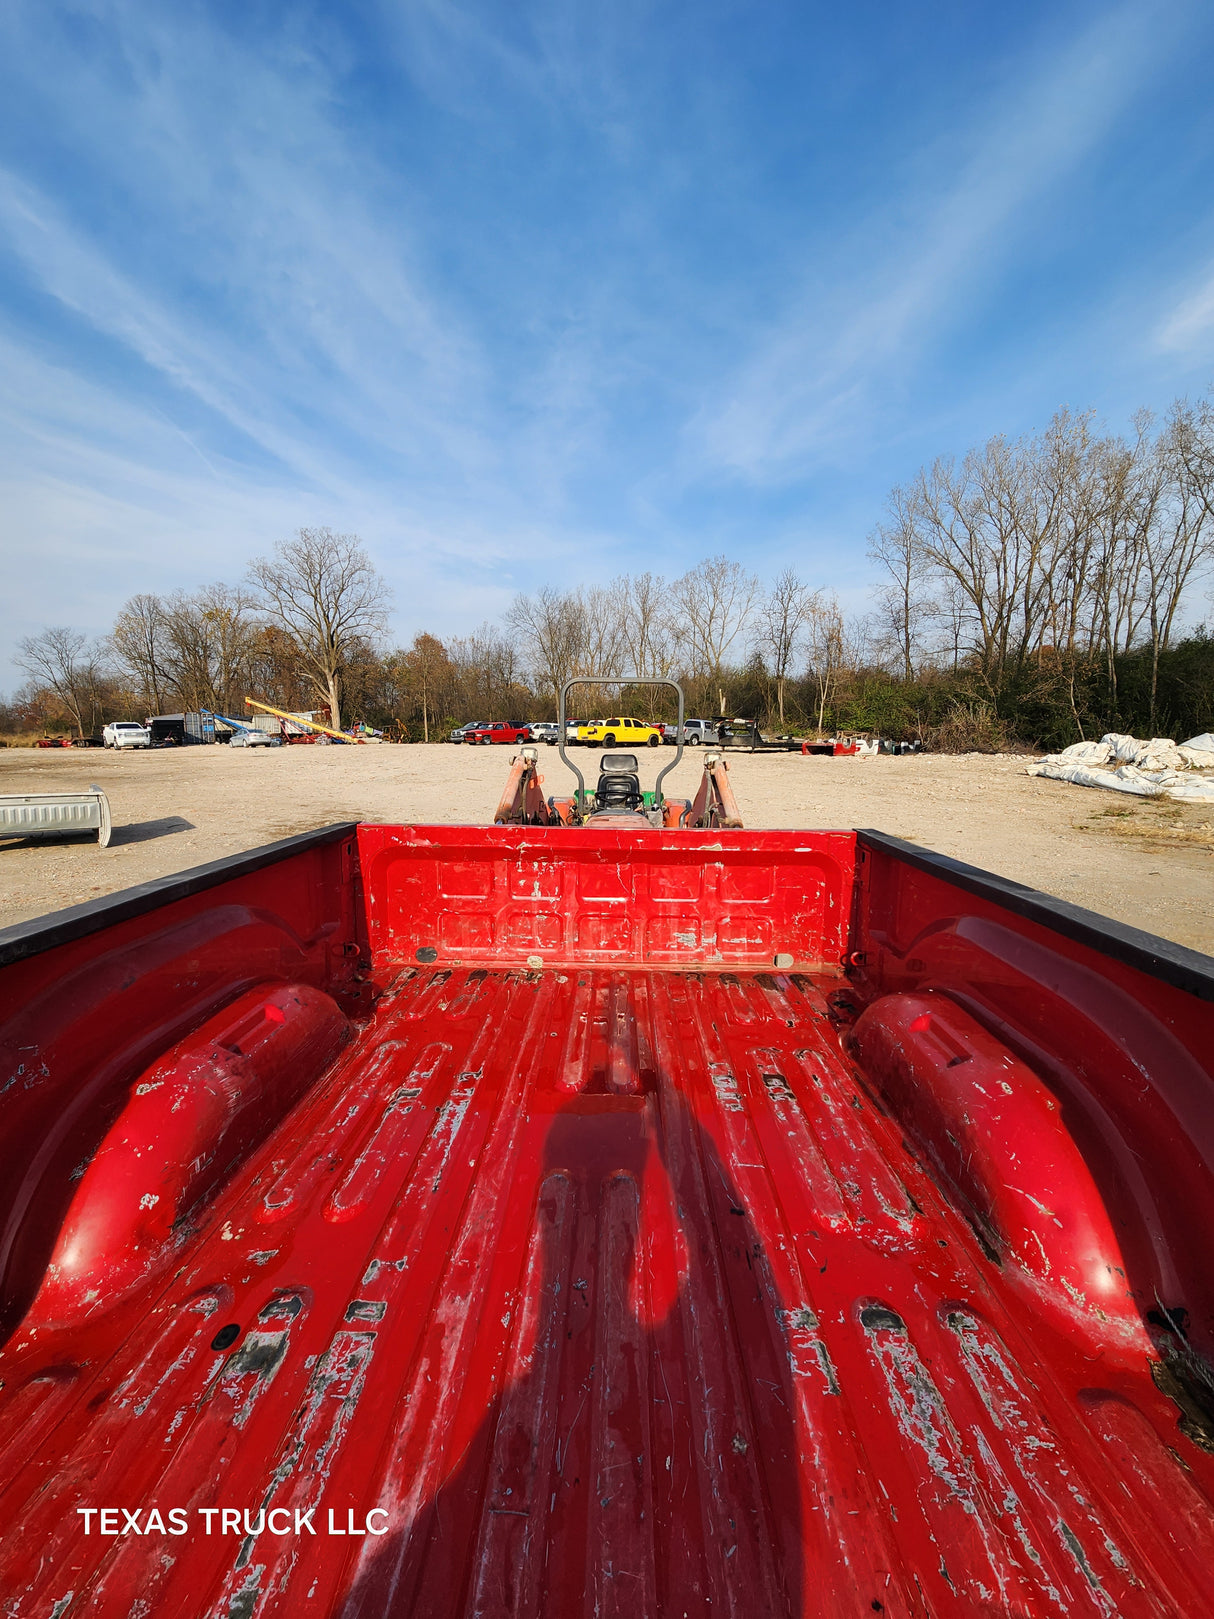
xmin=850 ymin=831 xmax=1214 ymax=1364
xmin=0 ymin=827 xmax=366 ymax=1334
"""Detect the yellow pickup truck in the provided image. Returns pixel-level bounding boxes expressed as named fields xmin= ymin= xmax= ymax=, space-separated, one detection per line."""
xmin=575 ymin=715 xmax=663 ymax=746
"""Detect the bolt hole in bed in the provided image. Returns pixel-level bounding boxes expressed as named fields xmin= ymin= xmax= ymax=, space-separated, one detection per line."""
xmin=0 ymin=822 xmax=1212 ymax=1615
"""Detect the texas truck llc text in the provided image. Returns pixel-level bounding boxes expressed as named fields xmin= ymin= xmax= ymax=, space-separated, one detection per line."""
xmin=76 ymin=1508 xmax=390 ymax=1537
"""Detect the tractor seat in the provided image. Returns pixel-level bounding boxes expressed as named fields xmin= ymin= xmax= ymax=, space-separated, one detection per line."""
xmin=592 ymin=752 xmax=642 ymax=812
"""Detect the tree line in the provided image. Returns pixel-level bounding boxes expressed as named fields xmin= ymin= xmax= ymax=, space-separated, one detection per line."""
xmin=5 ymin=398 xmax=1214 ymax=750
xmin=7 ymin=529 xmax=389 ymax=739
xmin=869 ymin=400 xmax=1214 ymax=732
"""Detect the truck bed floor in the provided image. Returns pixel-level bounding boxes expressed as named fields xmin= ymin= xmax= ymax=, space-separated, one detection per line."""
xmin=2 ymin=965 xmax=1211 ymax=1617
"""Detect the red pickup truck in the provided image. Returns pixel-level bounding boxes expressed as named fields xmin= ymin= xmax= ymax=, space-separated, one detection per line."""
xmin=463 ymin=721 xmax=532 ymax=745
xmin=1 ymin=803 xmax=1213 ymax=1615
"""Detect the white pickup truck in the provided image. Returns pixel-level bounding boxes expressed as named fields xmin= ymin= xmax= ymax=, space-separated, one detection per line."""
xmin=102 ymin=721 xmax=150 ymax=749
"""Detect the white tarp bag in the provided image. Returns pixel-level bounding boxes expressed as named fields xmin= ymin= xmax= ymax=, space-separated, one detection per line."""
xmin=1153 ymin=770 xmax=1214 ymax=801
xmin=1102 ymin=732 xmax=1143 ymax=763
xmin=1025 ymin=760 xmax=1161 ymax=795
xmin=1100 ymin=732 xmax=1188 ymax=769
xmin=1026 ymin=758 xmax=1214 ymax=800
xmin=1029 ymin=727 xmax=1214 ymax=799
xmin=1057 ymin=740 xmax=1114 ymax=764
xmin=1180 ymin=733 xmax=1214 ymax=767
xmin=1140 ymin=746 xmax=1188 ymax=770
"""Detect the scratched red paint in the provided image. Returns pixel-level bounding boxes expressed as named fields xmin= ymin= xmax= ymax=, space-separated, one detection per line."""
xmin=0 ymin=825 xmax=1211 ymax=1615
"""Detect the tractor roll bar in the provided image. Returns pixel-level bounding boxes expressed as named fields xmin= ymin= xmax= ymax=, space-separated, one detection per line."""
xmin=557 ymin=678 xmax=686 ymax=807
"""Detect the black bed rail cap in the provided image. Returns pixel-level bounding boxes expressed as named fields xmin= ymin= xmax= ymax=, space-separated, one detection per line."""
xmin=0 ymin=822 xmax=360 ymax=970
xmin=856 ymin=828 xmax=1214 ymax=1005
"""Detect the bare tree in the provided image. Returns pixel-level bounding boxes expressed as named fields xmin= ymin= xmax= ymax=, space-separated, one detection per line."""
xmin=758 ymin=569 xmax=817 ymax=723
xmin=111 ymin=585 xmax=263 ymax=716
xmin=1083 ymin=429 xmax=1150 ymax=709
xmin=244 ymin=623 xmax=317 ymax=712
xmin=619 ymin=572 xmax=673 ymax=678
xmin=164 ymin=584 xmax=262 ymax=714
xmin=507 ymin=580 xmax=634 ymax=707
xmin=1027 ymin=409 xmax=1094 ymax=665
xmin=868 ymin=487 xmax=937 ymax=681
xmin=804 ymin=595 xmax=849 ymax=734
xmin=110 ymin=594 xmax=171 ymax=714
xmin=248 ymin=529 xmax=390 ymax=731
xmin=447 ymin=622 xmax=528 ymax=718
xmin=873 ymin=400 xmax=1214 ymax=727
xmin=912 ymin=438 xmax=1039 ymax=692
xmin=1172 ymin=396 xmax=1214 ymax=526
xmin=1141 ymin=412 xmax=1214 ymax=725
xmin=401 ymin=633 xmax=452 ymax=742
xmin=902 ymin=414 xmax=1114 ymax=693
xmin=15 ymin=627 xmax=109 ymax=737
xmin=579 ymin=585 xmax=630 ymax=681
xmin=668 ymin=556 xmax=760 ymax=714
xmin=507 ymin=587 xmax=586 ymax=702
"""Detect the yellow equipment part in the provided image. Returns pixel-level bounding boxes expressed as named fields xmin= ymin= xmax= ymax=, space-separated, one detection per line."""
xmin=244 ymin=697 xmax=381 ymax=743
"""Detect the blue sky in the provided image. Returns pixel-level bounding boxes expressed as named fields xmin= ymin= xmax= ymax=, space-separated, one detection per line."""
xmin=3 ymin=0 xmax=1214 ymax=682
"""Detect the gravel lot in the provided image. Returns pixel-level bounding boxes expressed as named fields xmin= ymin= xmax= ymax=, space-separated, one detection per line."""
xmin=1 ymin=741 xmax=1211 ymax=952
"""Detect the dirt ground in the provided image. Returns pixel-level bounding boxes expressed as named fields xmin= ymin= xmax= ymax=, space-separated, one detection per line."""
xmin=1 ymin=741 xmax=1211 ymax=953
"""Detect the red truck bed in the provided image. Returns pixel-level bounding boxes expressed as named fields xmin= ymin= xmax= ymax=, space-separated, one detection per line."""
xmin=1 ymin=824 xmax=1213 ymax=1617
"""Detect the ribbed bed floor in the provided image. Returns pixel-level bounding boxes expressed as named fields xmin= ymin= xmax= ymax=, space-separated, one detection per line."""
xmin=1 ymin=964 xmax=1212 ymax=1618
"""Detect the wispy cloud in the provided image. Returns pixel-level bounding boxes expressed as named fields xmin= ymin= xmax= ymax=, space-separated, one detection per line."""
xmin=0 ymin=5 xmax=494 ymax=481
xmin=0 ymin=2 xmax=558 ymax=666
xmin=1157 ymin=264 xmax=1214 ymax=353
xmin=0 ymin=0 xmax=697 ymax=673
xmin=693 ymin=2 xmax=1185 ymax=482
xmin=1 ymin=0 xmax=1211 ymax=679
